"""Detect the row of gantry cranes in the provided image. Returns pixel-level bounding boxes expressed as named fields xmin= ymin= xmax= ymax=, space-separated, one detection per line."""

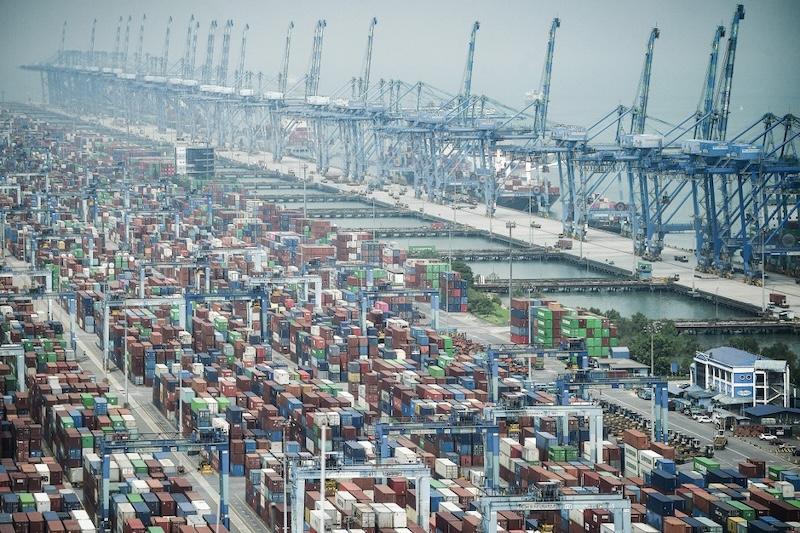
xmin=20 ymin=4 xmax=800 ymax=279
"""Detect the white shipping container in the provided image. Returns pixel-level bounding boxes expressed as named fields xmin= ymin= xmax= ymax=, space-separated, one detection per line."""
xmin=34 ymin=492 xmax=50 ymax=512
xmin=394 ymin=447 xmax=417 ymax=464
xmin=601 ymin=524 xmax=616 ymax=533
xmin=354 ymin=502 xmax=375 ymax=528
xmin=775 ymin=481 xmax=795 ymax=498
xmin=632 ymin=524 xmax=659 ymax=533
xmin=434 ymin=458 xmax=459 ymax=479
xmin=336 ymin=490 xmax=356 ymax=513
xmin=78 ymin=519 xmax=97 ymax=532
xmin=372 ymin=503 xmax=394 ymax=529
xmin=387 ymin=503 xmax=407 ymax=528
xmin=569 ymin=508 xmax=585 ymax=527
xmin=71 ymin=510 xmax=91 ymax=521
xmin=274 ymin=368 xmax=290 ymax=385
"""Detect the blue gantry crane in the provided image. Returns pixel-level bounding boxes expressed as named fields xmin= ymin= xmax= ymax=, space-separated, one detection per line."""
xmin=556 ymin=370 xmax=669 ymax=443
xmin=98 ymin=432 xmax=230 ymax=530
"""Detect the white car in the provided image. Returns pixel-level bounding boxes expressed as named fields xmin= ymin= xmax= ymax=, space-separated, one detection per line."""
xmin=695 ymin=416 xmax=713 ymax=424
xmin=759 ymin=433 xmax=778 ymax=441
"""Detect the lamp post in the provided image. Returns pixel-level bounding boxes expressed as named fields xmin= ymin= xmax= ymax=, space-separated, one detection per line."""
xmin=528 ymin=192 xmax=534 ymax=247
xmin=283 ymin=419 xmax=291 ymax=533
xmin=646 ymin=321 xmax=662 ymax=376
xmin=123 ymin=303 xmax=129 ymax=407
xmin=761 ymin=228 xmax=766 ymax=314
xmin=302 ymin=163 xmax=308 ymax=218
xmin=506 ymin=221 xmax=517 ymax=314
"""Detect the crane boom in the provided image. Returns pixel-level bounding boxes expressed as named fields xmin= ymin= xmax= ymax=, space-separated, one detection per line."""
xmin=182 ymin=15 xmax=194 ymax=79
xmin=535 ymin=17 xmax=560 ymax=137
xmin=202 ymin=20 xmax=218 ymax=84
xmin=217 ymin=19 xmax=234 ymax=86
xmin=630 ymin=27 xmax=660 ymax=134
xmin=235 ymin=23 xmax=249 ymax=91
xmin=361 ymin=17 xmax=377 ymax=102
xmin=88 ymin=18 xmax=97 ymax=67
xmin=189 ymin=20 xmax=199 ymax=79
xmin=305 ymin=19 xmax=326 ymax=97
xmin=712 ymin=4 xmax=745 ymax=141
xmin=113 ymin=17 xmax=122 ymax=68
xmin=122 ymin=15 xmax=131 ymax=71
xmin=279 ymin=21 xmax=294 ymax=95
xmin=59 ymin=20 xmax=67 ymax=64
xmin=695 ymin=25 xmax=725 ymax=139
xmin=462 ymin=21 xmax=480 ymax=99
xmin=135 ymin=14 xmax=146 ymax=75
xmin=161 ymin=16 xmax=172 ymax=76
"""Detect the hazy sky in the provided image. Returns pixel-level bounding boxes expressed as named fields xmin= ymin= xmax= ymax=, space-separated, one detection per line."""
xmin=2 ymin=0 xmax=798 ymax=135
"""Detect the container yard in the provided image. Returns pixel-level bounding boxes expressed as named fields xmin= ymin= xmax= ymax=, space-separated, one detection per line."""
xmin=2 ymin=2 xmax=800 ymax=533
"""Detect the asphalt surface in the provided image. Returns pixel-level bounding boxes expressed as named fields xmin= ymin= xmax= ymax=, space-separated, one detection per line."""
xmin=5 ymin=256 xmax=261 ymax=533
xmin=601 ymin=388 xmax=800 ymax=471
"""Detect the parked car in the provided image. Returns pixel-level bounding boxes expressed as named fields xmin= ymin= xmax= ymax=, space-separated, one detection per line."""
xmin=759 ymin=433 xmax=778 ymax=441
xmin=696 ymin=416 xmax=713 ymax=424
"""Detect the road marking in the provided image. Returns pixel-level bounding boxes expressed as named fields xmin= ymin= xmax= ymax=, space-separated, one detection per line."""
xmin=604 ymin=391 xmax=799 ymax=469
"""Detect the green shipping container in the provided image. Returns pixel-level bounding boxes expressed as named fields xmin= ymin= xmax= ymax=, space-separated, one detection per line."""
xmin=693 ymin=456 xmax=720 ymax=474
xmin=769 ymin=465 xmax=787 ymax=480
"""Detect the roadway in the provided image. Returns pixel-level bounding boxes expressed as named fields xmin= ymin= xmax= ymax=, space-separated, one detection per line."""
xmin=3 ymin=255 xmax=261 ymax=533
xmin=600 ymin=388 xmax=800 ymax=472
xmin=71 ymin=113 xmax=800 ymax=317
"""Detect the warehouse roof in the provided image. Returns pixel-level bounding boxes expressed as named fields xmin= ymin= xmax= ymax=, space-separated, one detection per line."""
xmin=697 ymin=346 xmax=759 ymax=368
xmin=684 ymin=385 xmax=717 ymax=399
xmin=744 ymin=405 xmax=800 ymax=417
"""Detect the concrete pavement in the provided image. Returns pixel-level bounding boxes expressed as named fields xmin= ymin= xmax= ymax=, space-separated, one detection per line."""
xmin=601 ymin=388 xmax=800 ymax=472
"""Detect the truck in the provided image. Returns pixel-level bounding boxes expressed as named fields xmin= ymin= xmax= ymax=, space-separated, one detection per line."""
xmin=770 ymin=293 xmax=789 ymax=309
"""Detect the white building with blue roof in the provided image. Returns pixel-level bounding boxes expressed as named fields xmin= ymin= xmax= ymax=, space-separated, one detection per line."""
xmin=690 ymin=346 xmax=790 ymax=412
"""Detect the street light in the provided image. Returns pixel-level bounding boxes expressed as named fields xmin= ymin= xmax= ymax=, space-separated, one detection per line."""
xmin=506 ymin=221 xmax=517 ymax=312
xmin=302 ymin=163 xmax=308 ymax=218
xmin=761 ymin=228 xmax=766 ymax=314
xmin=645 ymin=321 xmax=662 ymax=376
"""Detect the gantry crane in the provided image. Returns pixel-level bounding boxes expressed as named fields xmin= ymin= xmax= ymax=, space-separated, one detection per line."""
xmin=534 ymin=17 xmax=560 ymax=138
xmin=98 ymin=432 xmax=230 ymax=530
xmin=629 ymin=27 xmax=659 ymax=136
xmin=189 ymin=18 xmax=200 ymax=80
xmin=217 ymin=19 xmax=234 ymax=86
xmin=483 ymin=343 xmax=587 ymax=404
xmin=161 ymin=16 xmax=172 ymax=76
xmin=483 ymin=404 xmax=605 ymax=488
xmin=358 ymin=286 xmax=440 ymax=331
xmin=202 ymin=20 xmax=218 ymax=85
xmin=88 ymin=18 xmax=97 ymax=67
xmin=59 ymin=20 xmax=67 ymax=64
xmin=711 ymin=4 xmax=745 ymax=141
xmin=477 ymin=486 xmax=632 ymax=533
xmin=289 ymin=459 xmax=431 ymax=533
xmin=134 ymin=14 xmax=146 ymax=76
xmin=375 ymin=415 xmax=499 ymax=489
xmin=235 ymin=23 xmax=249 ymax=92
xmin=278 ymin=21 xmax=294 ymax=96
xmin=305 ymin=19 xmax=326 ymax=98
xmin=695 ymin=25 xmax=726 ymax=140
xmin=181 ymin=14 xmax=195 ymax=79
xmin=122 ymin=15 xmax=131 ymax=71
xmin=0 ymin=289 xmax=78 ymax=353
xmin=112 ymin=17 xmax=123 ymax=68
xmin=360 ymin=17 xmax=377 ymax=103
xmin=556 ymin=369 xmax=669 ymax=442
xmin=459 ymin=21 xmax=480 ymax=122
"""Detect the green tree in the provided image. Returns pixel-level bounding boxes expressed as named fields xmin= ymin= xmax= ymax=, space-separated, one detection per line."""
xmin=451 ymin=260 xmax=474 ymax=287
xmin=726 ymin=336 xmax=760 ymax=354
xmin=762 ymin=342 xmax=800 ymax=385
